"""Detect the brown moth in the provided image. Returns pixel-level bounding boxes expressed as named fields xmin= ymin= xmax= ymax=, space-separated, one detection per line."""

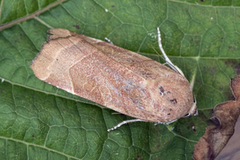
xmin=30 ymin=28 xmax=197 ymax=131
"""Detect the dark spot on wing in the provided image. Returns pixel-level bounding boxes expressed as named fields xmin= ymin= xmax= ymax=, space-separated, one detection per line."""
xmin=159 ymin=86 xmax=165 ymax=95
xmin=159 ymin=86 xmax=164 ymax=92
xmin=170 ymin=99 xmax=177 ymax=104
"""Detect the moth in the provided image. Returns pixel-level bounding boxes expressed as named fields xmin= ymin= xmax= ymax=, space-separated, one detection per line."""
xmin=30 ymin=28 xmax=197 ymax=131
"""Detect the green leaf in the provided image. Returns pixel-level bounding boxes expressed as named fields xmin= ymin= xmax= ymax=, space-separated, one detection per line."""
xmin=0 ymin=0 xmax=239 ymax=159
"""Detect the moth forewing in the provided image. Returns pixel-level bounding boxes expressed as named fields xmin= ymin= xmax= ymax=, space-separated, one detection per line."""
xmin=30 ymin=28 xmax=197 ymax=132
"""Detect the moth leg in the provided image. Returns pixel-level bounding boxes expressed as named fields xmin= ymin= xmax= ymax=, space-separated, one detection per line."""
xmin=157 ymin=27 xmax=185 ymax=77
xmin=111 ymin=112 xmax=122 ymax=115
xmin=107 ymin=119 xmax=145 ymax=132
xmin=104 ymin=37 xmax=113 ymax=44
xmin=154 ymin=118 xmax=178 ymax=125
xmin=165 ymin=119 xmax=178 ymax=125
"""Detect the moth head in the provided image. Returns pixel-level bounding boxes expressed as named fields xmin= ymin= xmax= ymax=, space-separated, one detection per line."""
xmin=184 ymin=99 xmax=198 ymax=118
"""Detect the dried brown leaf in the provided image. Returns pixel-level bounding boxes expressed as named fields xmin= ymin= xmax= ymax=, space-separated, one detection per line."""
xmin=193 ymin=75 xmax=240 ymax=160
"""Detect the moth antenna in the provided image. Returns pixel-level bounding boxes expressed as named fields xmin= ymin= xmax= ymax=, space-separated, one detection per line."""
xmin=104 ymin=37 xmax=113 ymax=44
xmin=157 ymin=29 xmax=198 ymax=117
xmin=151 ymin=45 xmax=165 ymax=62
xmin=107 ymin=119 xmax=145 ymax=132
xmin=193 ymin=94 xmax=198 ymax=116
xmin=157 ymin=27 xmax=185 ymax=77
xmin=184 ymin=94 xmax=198 ymax=118
xmin=194 ymin=94 xmax=197 ymax=104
